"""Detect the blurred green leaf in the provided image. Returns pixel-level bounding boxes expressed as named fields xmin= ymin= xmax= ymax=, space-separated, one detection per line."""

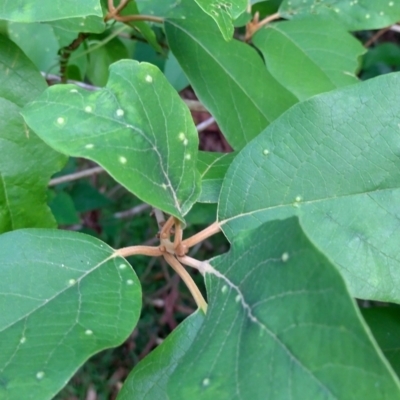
xmin=253 ymin=18 xmax=365 ymax=100
xmin=48 ymin=190 xmax=80 ymax=225
xmin=70 ymin=182 xmax=111 ymax=213
xmin=0 ymin=0 xmax=104 ymax=32
xmin=279 ymin=0 xmax=400 ymax=30
xmin=164 ymin=52 xmax=189 ymax=92
xmin=362 ymin=306 xmax=400 ymax=378
xmin=0 ymin=35 xmax=66 ymax=233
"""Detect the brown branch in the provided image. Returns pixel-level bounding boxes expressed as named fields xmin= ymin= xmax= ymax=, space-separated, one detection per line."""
xmin=364 ymin=27 xmax=391 ymax=48
xmin=59 ymin=33 xmax=89 ymax=83
xmin=115 ymin=245 xmax=162 ymax=258
xmin=163 ymin=253 xmax=207 ymax=313
xmin=181 ymin=221 xmax=221 ymax=249
xmin=245 ymin=12 xmax=280 ymax=41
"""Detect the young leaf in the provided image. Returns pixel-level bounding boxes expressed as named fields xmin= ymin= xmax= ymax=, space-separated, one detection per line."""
xmin=165 ymin=0 xmax=297 ymax=150
xmin=22 ymin=60 xmax=201 ymax=221
xmin=0 ymin=229 xmax=141 ymax=400
xmin=197 ymin=152 xmax=235 ymax=203
xmin=253 ymin=18 xmax=365 ymax=101
xmin=279 ymin=0 xmax=400 ymax=31
xmin=117 ymin=310 xmax=204 ymax=400
xmin=0 ymin=36 xmax=66 ymax=233
xmin=0 ymin=0 xmax=104 ymax=32
xmin=168 ymin=218 xmax=400 ymax=398
xmin=193 ymin=0 xmax=247 ymax=41
xmin=219 ymin=72 xmax=400 ymax=303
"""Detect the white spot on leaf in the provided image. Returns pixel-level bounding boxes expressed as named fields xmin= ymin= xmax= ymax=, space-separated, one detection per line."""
xmin=36 ymin=371 xmax=45 ymax=380
xmin=282 ymin=252 xmax=289 ymax=262
xmin=263 ymin=149 xmax=269 ymax=155
xmin=127 ymin=279 xmax=134 ymax=285
xmin=183 ymin=139 xmax=188 ymax=146
xmin=178 ymin=132 xmax=186 ymax=141
xmin=119 ymin=156 xmax=127 ymax=164
xmin=162 ymin=184 xmax=168 ymax=190
xmin=235 ymin=295 xmax=241 ymax=303
xmin=202 ymin=378 xmax=211 ymax=386
xmin=20 ymin=337 xmax=26 ymax=344
xmin=295 ymin=196 xmax=302 ymax=202
xmin=56 ymin=117 xmax=65 ymax=125
xmin=85 ymin=329 xmax=93 ymax=335
xmin=221 ymin=285 xmax=228 ymax=294
xmin=85 ymin=106 xmax=93 ymax=113
xmin=116 ymin=109 xmax=124 ymax=117
xmin=119 ymin=264 xmax=127 ymax=270
xmin=85 ymin=144 xmax=94 ymax=149
xmin=68 ymin=279 xmax=76 ymax=285
xmin=145 ymin=75 xmax=153 ymax=83
xmin=185 ymin=154 xmax=191 ymax=160
xmin=70 ymin=89 xmax=78 ymax=93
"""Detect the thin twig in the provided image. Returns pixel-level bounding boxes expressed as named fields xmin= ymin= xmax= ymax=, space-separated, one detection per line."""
xmin=181 ymin=221 xmax=221 ymax=249
xmin=114 ymin=203 xmax=151 ymax=219
xmin=196 ymin=116 xmax=215 ymax=133
xmin=173 ymin=219 xmax=183 ymax=249
xmin=116 ymin=245 xmax=162 ymax=258
xmin=160 ymin=216 xmax=175 ymax=239
xmin=364 ymin=26 xmax=391 ymax=47
xmin=163 ymin=253 xmax=207 ymax=313
xmin=49 ymin=166 xmax=104 ymax=186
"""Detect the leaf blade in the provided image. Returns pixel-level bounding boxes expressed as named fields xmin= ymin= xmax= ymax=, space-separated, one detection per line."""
xmin=0 ymin=229 xmax=141 ymax=400
xmin=218 ymin=72 xmax=400 ymax=302
xmin=22 ymin=60 xmax=201 ymax=220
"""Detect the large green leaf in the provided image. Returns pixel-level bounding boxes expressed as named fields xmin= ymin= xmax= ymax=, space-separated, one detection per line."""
xmin=253 ymin=18 xmax=365 ymax=101
xmin=0 ymin=35 xmax=66 ymax=233
xmin=167 ymin=218 xmax=400 ymax=398
xmin=219 ymin=72 xmax=400 ymax=303
xmin=0 ymin=229 xmax=141 ymax=400
xmin=165 ymin=0 xmax=297 ymax=150
xmin=117 ymin=310 xmax=204 ymax=400
xmin=197 ymin=152 xmax=235 ymax=203
xmin=362 ymin=306 xmax=400 ymax=378
xmin=0 ymin=0 xmax=104 ymax=32
xmin=193 ymin=0 xmax=247 ymax=40
xmin=279 ymin=0 xmax=400 ymax=31
xmin=22 ymin=60 xmax=201 ymax=221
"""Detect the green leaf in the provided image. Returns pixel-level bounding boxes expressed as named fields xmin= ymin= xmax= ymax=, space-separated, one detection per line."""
xmin=0 ymin=34 xmax=46 ymax=106
xmin=119 ymin=1 xmax=163 ymax=54
xmin=22 ymin=60 xmax=201 ymax=221
xmin=197 ymin=152 xmax=235 ymax=203
xmin=164 ymin=52 xmax=189 ymax=92
xmin=253 ymin=18 xmax=365 ymax=101
xmin=362 ymin=306 xmax=400 ymax=378
xmin=0 ymin=36 xmax=66 ymax=233
xmin=86 ymin=36 xmax=129 ymax=86
xmin=70 ymin=182 xmax=111 ymax=213
xmin=194 ymin=0 xmax=247 ymax=40
xmin=168 ymin=218 xmax=400 ymax=398
xmin=219 ymin=72 xmax=400 ymax=303
xmin=0 ymin=229 xmax=141 ymax=400
xmin=165 ymin=1 xmax=297 ymax=150
xmin=117 ymin=310 xmax=204 ymax=400
xmin=48 ymin=190 xmax=80 ymax=225
xmin=7 ymin=22 xmax=60 ymax=74
xmin=279 ymin=0 xmax=400 ymax=31
xmin=0 ymin=0 xmax=104 ymax=32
